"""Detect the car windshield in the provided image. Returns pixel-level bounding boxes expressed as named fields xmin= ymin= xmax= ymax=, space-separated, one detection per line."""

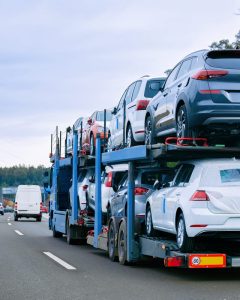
xmin=144 ymin=79 xmax=165 ymax=98
xmin=205 ymin=50 xmax=240 ymax=69
xmin=141 ymin=170 xmax=173 ymax=186
xmin=96 ymin=111 xmax=112 ymax=121
xmin=200 ymin=166 xmax=240 ymax=186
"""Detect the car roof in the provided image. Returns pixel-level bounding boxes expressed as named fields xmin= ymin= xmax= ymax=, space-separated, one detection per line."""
xmin=180 ymin=158 xmax=240 ymax=167
xmin=138 ymin=76 xmax=166 ymax=82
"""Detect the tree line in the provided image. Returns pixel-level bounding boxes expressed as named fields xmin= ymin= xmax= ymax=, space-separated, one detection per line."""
xmin=0 ymin=165 xmax=49 ymax=187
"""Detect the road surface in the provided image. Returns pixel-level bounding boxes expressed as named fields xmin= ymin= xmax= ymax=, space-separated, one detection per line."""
xmin=1 ymin=213 xmax=240 ymax=300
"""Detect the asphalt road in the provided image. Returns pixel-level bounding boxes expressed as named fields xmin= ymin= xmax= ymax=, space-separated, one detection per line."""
xmin=1 ymin=213 xmax=240 ymax=300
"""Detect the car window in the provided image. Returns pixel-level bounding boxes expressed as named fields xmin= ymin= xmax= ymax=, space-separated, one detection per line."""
xmin=176 ymin=59 xmax=192 ymax=79
xmin=131 ymin=81 xmax=142 ymax=102
xmin=96 ymin=111 xmax=112 ymax=121
xmin=173 ymin=164 xmax=194 ymax=187
xmin=189 ymin=56 xmax=199 ymax=70
xmin=125 ymin=82 xmax=136 ymax=105
xmin=117 ymin=90 xmax=127 ymax=112
xmin=200 ymin=166 xmax=240 ymax=187
xmin=206 ymin=50 xmax=240 ymax=69
xmin=164 ymin=64 xmax=181 ymax=89
xmin=118 ymin=173 xmax=128 ymax=190
xmin=144 ymin=79 xmax=165 ymax=98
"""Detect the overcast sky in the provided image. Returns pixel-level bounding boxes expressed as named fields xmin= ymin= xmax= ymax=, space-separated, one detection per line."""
xmin=0 ymin=0 xmax=239 ymax=167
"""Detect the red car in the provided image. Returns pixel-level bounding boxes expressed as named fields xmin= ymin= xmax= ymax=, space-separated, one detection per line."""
xmin=82 ymin=110 xmax=112 ymax=155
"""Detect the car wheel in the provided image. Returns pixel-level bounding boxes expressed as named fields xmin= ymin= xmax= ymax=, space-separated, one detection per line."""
xmin=14 ymin=214 xmax=18 ymax=221
xmin=176 ymin=213 xmax=194 ymax=253
xmin=145 ymin=116 xmax=154 ymax=145
xmin=126 ymin=125 xmax=135 ymax=148
xmin=108 ymin=220 xmax=117 ymax=262
xmin=146 ymin=206 xmax=155 ymax=237
xmin=118 ymin=219 xmax=128 ymax=265
xmin=53 ymin=226 xmax=62 ymax=238
xmin=66 ymin=218 xmax=74 ymax=244
xmin=90 ymin=134 xmax=95 ymax=156
xmin=37 ymin=216 xmax=41 ymax=222
xmin=176 ymin=105 xmax=191 ymax=139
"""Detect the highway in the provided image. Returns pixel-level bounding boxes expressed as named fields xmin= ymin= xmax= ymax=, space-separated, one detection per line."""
xmin=1 ymin=213 xmax=240 ymax=300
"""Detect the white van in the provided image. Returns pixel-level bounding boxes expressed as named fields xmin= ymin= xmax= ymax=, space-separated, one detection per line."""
xmin=14 ymin=185 xmax=42 ymax=222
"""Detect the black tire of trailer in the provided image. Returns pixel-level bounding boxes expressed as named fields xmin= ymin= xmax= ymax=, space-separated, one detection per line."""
xmin=53 ymin=226 xmax=62 ymax=238
xmin=14 ymin=214 xmax=18 ymax=221
xmin=108 ymin=218 xmax=118 ymax=262
xmin=36 ymin=216 xmax=42 ymax=222
xmin=66 ymin=217 xmax=75 ymax=245
xmin=118 ymin=218 xmax=128 ymax=265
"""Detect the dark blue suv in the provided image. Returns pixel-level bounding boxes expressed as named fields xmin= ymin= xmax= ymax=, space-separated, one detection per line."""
xmin=145 ymin=50 xmax=240 ymax=145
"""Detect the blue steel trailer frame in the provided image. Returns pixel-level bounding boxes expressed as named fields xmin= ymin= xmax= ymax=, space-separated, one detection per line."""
xmin=93 ymin=137 xmax=240 ymax=263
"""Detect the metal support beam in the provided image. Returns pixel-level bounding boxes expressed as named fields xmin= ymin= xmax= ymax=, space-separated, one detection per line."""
xmin=127 ymin=161 xmax=135 ymax=262
xmin=94 ymin=134 xmax=102 ymax=248
xmin=71 ymin=129 xmax=78 ymax=224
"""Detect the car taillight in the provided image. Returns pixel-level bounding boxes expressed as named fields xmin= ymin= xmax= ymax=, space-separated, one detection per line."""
xmin=192 ymin=70 xmax=228 ymax=80
xmin=190 ymin=190 xmax=209 ymax=201
xmin=134 ymin=187 xmax=149 ymax=195
xmin=82 ymin=185 xmax=88 ymax=191
xmin=136 ymin=100 xmax=150 ymax=110
xmin=105 ymin=172 xmax=113 ymax=187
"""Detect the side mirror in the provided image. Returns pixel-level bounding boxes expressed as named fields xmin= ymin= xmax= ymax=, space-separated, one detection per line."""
xmin=89 ymin=176 xmax=95 ymax=183
xmin=87 ymin=118 xmax=92 ymax=125
xmin=162 ymin=182 xmax=170 ymax=188
xmin=66 ymin=126 xmax=71 ymax=133
xmin=112 ymin=107 xmax=117 ymax=115
xmin=153 ymin=180 xmax=161 ymax=190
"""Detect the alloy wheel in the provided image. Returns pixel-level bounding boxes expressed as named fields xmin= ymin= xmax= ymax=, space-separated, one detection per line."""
xmin=177 ymin=218 xmax=184 ymax=248
xmin=177 ymin=109 xmax=186 ymax=138
xmin=145 ymin=118 xmax=152 ymax=145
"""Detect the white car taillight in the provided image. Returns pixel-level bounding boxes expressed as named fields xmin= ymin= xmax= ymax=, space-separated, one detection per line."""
xmin=190 ymin=190 xmax=209 ymax=201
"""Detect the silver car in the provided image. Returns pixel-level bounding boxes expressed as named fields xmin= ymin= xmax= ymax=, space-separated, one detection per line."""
xmin=108 ymin=168 xmax=174 ymax=224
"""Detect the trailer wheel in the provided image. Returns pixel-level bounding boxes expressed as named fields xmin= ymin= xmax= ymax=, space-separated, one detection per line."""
xmin=146 ymin=206 xmax=154 ymax=236
xmin=108 ymin=220 xmax=117 ymax=262
xmin=118 ymin=219 xmax=128 ymax=265
xmin=14 ymin=214 xmax=18 ymax=221
xmin=53 ymin=226 xmax=62 ymax=238
xmin=176 ymin=213 xmax=194 ymax=253
xmin=66 ymin=218 xmax=74 ymax=245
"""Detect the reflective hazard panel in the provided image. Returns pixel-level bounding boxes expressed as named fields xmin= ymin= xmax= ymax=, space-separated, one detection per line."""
xmin=188 ymin=254 xmax=226 ymax=268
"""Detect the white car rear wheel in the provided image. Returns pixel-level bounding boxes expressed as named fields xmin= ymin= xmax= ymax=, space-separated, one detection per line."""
xmin=176 ymin=213 xmax=195 ymax=253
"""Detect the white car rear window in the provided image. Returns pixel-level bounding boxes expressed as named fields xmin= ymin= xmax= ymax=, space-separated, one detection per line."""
xmin=201 ymin=166 xmax=240 ymax=186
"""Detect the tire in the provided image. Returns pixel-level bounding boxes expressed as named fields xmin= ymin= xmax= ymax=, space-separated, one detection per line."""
xmin=145 ymin=116 xmax=154 ymax=145
xmin=53 ymin=226 xmax=62 ymax=238
xmin=146 ymin=206 xmax=155 ymax=237
xmin=37 ymin=216 xmax=42 ymax=222
xmin=176 ymin=105 xmax=191 ymax=139
xmin=106 ymin=205 xmax=111 ymax=224
xmin=90 ymin=134 xmax=95 ymax=156
xmin=176 ymin=213 xmax=195 ymax=253
xmin=126 ymin=125 xmax=135 ymax=148
xmin=108 ymin=220 xmax=117 ymax=262
xmin=66 ymin=218 xmax=74 ymax=245
xmin=14 ymin=214 xmax=18 ymax=221
xmin=118 ymin=219 xmax=128 ymax=265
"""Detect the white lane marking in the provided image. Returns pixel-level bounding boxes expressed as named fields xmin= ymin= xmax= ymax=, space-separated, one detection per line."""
xmin=15 ymin=230 xmax=24 ymax=236
xmin=43 ymin=252 xmax=76 ymax=270
xmin=8 ymin=223 xmax=12 ymax=226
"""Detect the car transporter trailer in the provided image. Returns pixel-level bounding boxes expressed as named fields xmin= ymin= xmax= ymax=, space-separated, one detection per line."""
xmin=49 ymin=127 xmax=240 ymax=269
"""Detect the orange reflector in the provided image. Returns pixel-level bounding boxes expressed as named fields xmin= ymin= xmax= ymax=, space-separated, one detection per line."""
xmin=189 ymin=254 xmax=226 ymax=268
xmin=164 ymin=256 xmax=185 ymax=267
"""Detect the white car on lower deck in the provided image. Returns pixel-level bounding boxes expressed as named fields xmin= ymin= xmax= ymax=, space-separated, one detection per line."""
xmin=146 ymin=158 xmax=240 ymax=252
